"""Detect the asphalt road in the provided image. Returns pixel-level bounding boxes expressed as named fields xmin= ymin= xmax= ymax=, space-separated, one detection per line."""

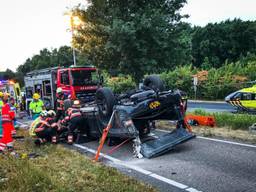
xmin=187 ymin=101 xmax=236 ymax=113
xmin=75 ymin=130 xmax=256 ymax=192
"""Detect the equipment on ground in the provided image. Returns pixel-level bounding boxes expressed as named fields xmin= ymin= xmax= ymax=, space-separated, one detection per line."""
xmin=24 ymin=66 xmax=102 ymax=111
xmin=225 ymin=85 xmax=256 ymax=113
xmin=185 ymin=114 xmax=215 ymax=127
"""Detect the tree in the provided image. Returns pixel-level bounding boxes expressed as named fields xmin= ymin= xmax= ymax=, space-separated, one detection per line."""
xmin=191 ymin=19 xmax=256 ymax=68
xmin=72 ymin=0 xmax=190 ymax=82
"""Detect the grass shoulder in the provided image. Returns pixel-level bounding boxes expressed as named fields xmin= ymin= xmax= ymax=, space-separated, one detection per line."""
xmin=0 ymin=130 xmax=156 ymax=192
xmin=157 ymin=109 xmax=256 ymax=144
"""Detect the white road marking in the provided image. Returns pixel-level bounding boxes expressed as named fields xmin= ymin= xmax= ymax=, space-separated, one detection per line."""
xmin=158 ymin=129 xmax=256 ymax=149
xmin=74 ymin=144 xmax=202 ymax=192
xmin=197 ymin=136 xmax=256 ymax=149
xmin=186 ymin=187 xmax=203 ymax=192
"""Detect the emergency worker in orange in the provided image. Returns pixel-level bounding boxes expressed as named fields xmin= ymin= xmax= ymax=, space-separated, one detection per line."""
xmin=0 ymin=93 xmax=15 ymax=152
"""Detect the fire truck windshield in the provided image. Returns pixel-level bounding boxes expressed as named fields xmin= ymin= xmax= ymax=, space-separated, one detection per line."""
xmin=71 ymin=70 xmax=99 ymax=86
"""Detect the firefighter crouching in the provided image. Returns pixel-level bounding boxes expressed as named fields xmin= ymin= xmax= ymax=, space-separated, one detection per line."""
xmin=0 ymin=93 xmax=15 ymax=152
xmin=34 ymin=110 xmax=59 ymax=145
xmin=55 ymin=88 xmax=65 ymax=121
xmin=29 ymin=93 xmax=45 ymax=120
xmin=61 ymin=100 xmax=84 ymax=144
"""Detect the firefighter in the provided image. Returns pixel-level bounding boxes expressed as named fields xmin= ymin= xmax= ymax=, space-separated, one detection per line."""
xmin=9 ymin=97 xmax=18 ymax=131
xmin=55 ymin=88 xmax=65 ymax=121
xmin=61 ymin=100 xmax=84 ymax=144
xmin=29 ymin=93 xmax=45 ymax=120
xmin=0 ymin=93 xmax=15 ymax=152
xmin=34 ymin=110 xmax=58 ymax=145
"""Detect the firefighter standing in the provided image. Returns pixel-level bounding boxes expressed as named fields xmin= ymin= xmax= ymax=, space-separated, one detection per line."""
xmin=0 ymin=93 xmax=15 ymax=152
xmin=55 ymin=88 xmax=65 ymax=121
xmin=29 ymin=93 xmax=45 ymax=120
xmin=61 ymin=100 xmax=84 ymax=144
xmin=34 ymin=110 xmax=58 ymax=145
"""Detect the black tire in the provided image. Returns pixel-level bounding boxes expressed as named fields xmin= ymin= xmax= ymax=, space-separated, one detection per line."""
xmin=143 ymin=75 xmax=165 ymax=92
xmin=64 ymin=99 xmax=72 ymax=111
xmin=96 ymin=88 xmax=116 ymax=117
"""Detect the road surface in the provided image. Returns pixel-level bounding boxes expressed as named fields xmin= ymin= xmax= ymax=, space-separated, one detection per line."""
xmin=187 ymin=100 xmax=236 ymax=113
xmin=73 ymin=130 xmax=256 ymax=192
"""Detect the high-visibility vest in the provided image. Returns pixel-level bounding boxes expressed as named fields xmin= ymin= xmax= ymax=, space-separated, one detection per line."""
xmin=29 ymin=99 xmax=44 ymax=114
xmin=0 ymin=100 xmax=3 ymax=115
xmin=62 ymin=108 xmax=81 ymax=124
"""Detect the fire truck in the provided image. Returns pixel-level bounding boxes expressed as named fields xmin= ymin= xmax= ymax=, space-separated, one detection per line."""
xmin=24 ymin=65 xmax=102 ymax=110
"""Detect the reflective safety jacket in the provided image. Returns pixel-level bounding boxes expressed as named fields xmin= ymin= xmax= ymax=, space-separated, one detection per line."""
xmin=29 ymin=99 xmax=44 ymax=114
xmin=34 ymin=117 xmax=58 ymax=133
xmin=0 ymin=100 xmax=3 ymax=115
xmin=56 ymin=95 xmax=65 ymax=111
xmin=1 ymin=103 xmax=15 ymax=123
xmin=61 ymin=108 xmax=81 ymax=124
xmin=29 ymin=117 xmax=41 ymax=136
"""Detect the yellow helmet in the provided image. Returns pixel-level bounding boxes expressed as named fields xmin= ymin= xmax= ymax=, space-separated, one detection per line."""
xmin=0 ymin=92 xmax=3 ymax=97
xmin=33 ymin=93 xmax=40 ymax=100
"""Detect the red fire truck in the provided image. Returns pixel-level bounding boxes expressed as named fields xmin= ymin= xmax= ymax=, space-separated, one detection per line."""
xmin=24 ymin=65 xmax=102 ymax=110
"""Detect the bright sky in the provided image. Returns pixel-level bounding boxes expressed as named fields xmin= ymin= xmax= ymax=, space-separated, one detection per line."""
xmin=0 ymin=0 xmax=255 ymax=72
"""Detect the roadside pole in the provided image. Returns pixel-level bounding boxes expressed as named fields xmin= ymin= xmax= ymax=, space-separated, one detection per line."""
xmin=193 ymin=76 xmax=198 ymax=100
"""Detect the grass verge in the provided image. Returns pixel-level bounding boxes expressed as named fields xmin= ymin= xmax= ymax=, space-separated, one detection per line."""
xmin=0 ymin=130 xmax=156 ymax=192
xmin=191 ymin=109 xmax=256 ymax=130
xmin=157 ymin=121 xmax=256 ymax=144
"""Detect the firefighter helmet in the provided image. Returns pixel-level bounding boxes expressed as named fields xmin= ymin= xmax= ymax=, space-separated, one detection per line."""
xmin=33 ymin=93 xmax=40 ymax=100
xmin=72 ymin=100 xmax=81 ymax=108
xmin=47 ymin=110 xmax=56 ymax=117
xmin=56 ymin=88 xmax=63 ymax=94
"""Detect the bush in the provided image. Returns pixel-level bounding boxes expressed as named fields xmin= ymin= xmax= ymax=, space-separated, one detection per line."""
xmin=160 ymin=65 xmax=195 ymax=96
xmin=192 ymin=109 xmax=256 ymax=130
xmin=106 ymin=75 xmax=136 ymax=94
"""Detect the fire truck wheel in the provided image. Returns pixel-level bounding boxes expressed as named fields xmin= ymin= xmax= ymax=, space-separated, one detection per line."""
xmin=96 ymin=88 xmax=116 ymax=117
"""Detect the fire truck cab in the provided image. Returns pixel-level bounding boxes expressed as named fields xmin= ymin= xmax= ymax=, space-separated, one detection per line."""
xmin=24 ymin=65 xmax=101 ymax=110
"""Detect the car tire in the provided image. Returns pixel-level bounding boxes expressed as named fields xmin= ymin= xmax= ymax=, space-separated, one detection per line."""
xmin=143 ymin=75 xmax=165 ymax=92
xmin=64 ymin=99 xmax=72 ymax=111
xmin=96 ymin=88 xmax=116 ymax=117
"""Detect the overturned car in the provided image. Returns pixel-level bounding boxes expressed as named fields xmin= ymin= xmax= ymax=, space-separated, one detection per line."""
xmin=67 ymin=75 xmax=195 ymax=158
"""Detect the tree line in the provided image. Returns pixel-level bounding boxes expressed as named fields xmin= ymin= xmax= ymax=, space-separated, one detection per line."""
xmin=1 ymin=0 xmax=256 ymax=90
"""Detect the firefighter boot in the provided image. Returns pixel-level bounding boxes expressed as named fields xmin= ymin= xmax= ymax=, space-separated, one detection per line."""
xmin=51 ymin=136 xmax=57 ymax=144
xmin=67 ymin=135 xmax=73 ymax=145
xmin=34 ymin=138 xmax=46 ymax=146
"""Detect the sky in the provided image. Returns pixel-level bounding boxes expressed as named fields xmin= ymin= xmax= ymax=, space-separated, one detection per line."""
xmin=0 ymin=0 xmax=255 ymax=72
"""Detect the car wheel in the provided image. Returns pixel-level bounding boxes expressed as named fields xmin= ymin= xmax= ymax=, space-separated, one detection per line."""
xmin=143 ymin=75 xmax=165 ymax=92
xmin=96 ymin=88 xmax=116 ymax=118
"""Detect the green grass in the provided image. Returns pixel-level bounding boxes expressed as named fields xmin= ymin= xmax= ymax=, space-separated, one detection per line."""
xmin=191 ymin=109 xmax=256 ymax=130
xmin=0 ymin=133 xmax=156 ymax=192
